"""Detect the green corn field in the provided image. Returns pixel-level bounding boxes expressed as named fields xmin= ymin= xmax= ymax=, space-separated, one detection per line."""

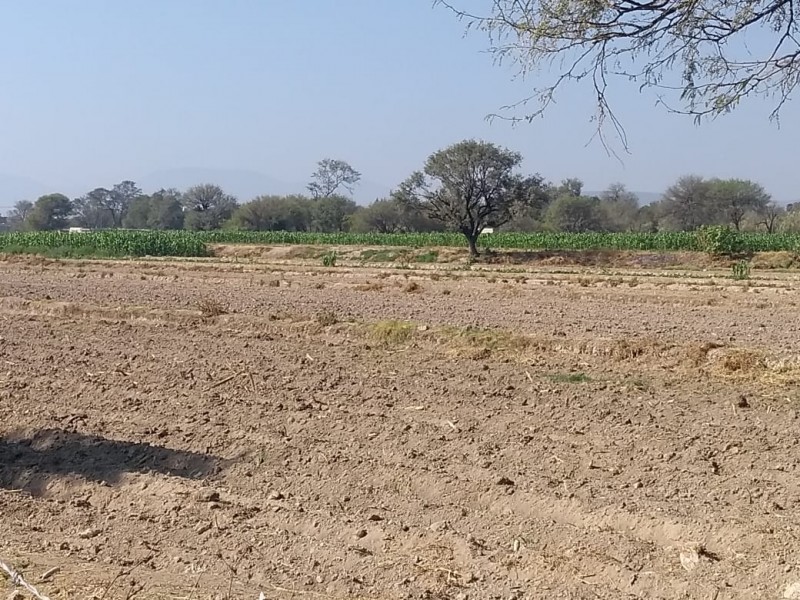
xmin=0 ymin=228 xmax=799 ymax=257
xmin=0 ymin=230 xmax=208 ymax=257
xmin=196 ymin=229 xmax=800 ymax=253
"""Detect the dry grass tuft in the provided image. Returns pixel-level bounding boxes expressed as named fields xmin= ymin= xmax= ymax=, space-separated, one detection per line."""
xmin=197 ymin=298 xmax=227 ymax=318
xmin=718 ymin=348 xmax=765 ymax=373
xmin=440 ymin=326 xmax=531 ymax=356
xmin=404 ymin=281 xmax=422 ymax=293
xmin=315 ymin=310 xmax=339 ymax=326
xmin=369 ymin=320 xmax=415 ymax=345
xmin=609 ymin=338 xmax=658 ymax=360
xmin=750 ymin=251 xmax=798 ymax=270
xmin=355 ymin=281 xmax=384 ymax=292
xmin=685 ymin=341 xmax=725 ymax=366
xmin=285 ymin=246 xmax=325 ymax=260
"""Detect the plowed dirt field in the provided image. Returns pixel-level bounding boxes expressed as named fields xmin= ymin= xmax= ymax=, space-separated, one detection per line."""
xmin=2 ymin=252 xmax=800 ymax=599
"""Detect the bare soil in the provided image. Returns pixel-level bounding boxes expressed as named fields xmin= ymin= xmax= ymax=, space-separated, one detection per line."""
xmin=2 ymin=252 xmax=800 ymax=600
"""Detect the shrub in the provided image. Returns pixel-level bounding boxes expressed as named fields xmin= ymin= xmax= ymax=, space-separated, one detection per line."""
xmin=197 ymin=298 xmax=227 ymax=317
xmin=731 ymin=260 xmax=751 ymax=280
xmin=695 ymin=226 xmax=741 ymax=256
xmin=322 ymin=251 xmax=337 ymax=267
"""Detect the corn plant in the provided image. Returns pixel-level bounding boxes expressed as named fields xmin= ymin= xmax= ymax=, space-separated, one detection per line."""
xmin=321 ymin=251 xmax=337 ymax=267
xmin=731 ymin=260 xmax=751 ymax=280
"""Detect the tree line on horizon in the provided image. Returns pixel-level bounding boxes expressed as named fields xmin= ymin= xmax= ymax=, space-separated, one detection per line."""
xmin=1 ymin=141 xmax=799 ymax=255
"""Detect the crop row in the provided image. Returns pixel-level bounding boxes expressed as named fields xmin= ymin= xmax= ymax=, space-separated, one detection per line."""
xmin=0 ymin=231 xmax=207 ymax=257
xmin=197 ymin=229 xmax=800 ymax=253
xmin=0 ymin=228 xmax=799 ymax=257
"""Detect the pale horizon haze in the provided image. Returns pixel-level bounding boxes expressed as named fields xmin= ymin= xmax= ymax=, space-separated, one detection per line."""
xmin=0 ymin=0 xmax=797 ymax=212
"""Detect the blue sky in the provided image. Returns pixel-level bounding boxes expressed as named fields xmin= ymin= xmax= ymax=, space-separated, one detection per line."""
xmin=0 ymin=0 xmax=797 ymax=210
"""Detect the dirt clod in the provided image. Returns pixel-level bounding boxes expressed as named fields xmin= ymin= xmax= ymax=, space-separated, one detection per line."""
xmin=77 ymin=527 xmax=103 ymax=540
xmin=195 ymin=522 xmax=212 ymax=535
xmin=196 ymin=489 xmax=220 ymax=503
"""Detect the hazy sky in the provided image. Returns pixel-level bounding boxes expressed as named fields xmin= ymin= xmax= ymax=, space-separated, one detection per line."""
xmin=0 ymin=0 xmax=797 ymax=209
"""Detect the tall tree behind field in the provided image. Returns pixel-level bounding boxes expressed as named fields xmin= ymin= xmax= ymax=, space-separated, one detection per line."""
xmin=707 ymin=178 xmax=770 ymax=231
xmin=307 ymin=159 xmax=361 ymax=199
xmin=25 ymin=194 xmax=73 ymax=230
xmin=598 ymin=183 xmax=640 ymax=232
xmin=349 ymin=197 xmax=447 ymax=233
xmin=73 ymin=188 xmax=115 ymax=229
xmin=123 ymin=188 xmax=184 ymax=230
xmin=657 ymin=176 xmax=714 ymax=231
xmin=393 ymin=139 xmax=526 ymax=256
xmin=182 ymin=184 xmax=238 ymax=230
xmin=755 ymin=202 xmax=785 ymax=233
xmin=310 ymin=195 xmax=359 ymax=232
xmin=544 ymin=194 xmax=605 ymax=232
xmin=73 ymin=180 xmax=142 ymax=228
xmin=229 ymin=195 xmax=313 ymax=231
xmin=7 ymin=200 xmax=33 ymax=231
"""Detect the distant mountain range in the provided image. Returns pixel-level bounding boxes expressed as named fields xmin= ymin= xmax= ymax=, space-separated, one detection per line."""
xmin=0 ymin=168 xmax=674 ymax=215
xmin=0 ymin=174 xmax=52 ymax=211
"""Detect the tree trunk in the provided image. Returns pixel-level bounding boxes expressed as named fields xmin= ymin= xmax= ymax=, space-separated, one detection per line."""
xmin=466 ymin=232 xmax=480 ymax=257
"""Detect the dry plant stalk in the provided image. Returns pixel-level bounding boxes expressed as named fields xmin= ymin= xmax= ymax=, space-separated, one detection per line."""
xmin=0 ymin=557 xmax=52 ymax=600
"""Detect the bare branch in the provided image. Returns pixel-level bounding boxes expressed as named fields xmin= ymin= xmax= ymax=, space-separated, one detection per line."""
xmin=436 ymin=0 xmax=800 ymax=150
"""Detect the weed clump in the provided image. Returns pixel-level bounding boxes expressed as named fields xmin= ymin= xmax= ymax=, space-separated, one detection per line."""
xmin=369 ymin=320 xmax=415 ymax=345
xmin=315 ymin=310 xmax=339 ymax=326
xmin=322 ymin=251 xmax=337 ymax=267
xmin=197 ymin=298 xmax=227 ymax=318
xmin=548 ymin=372 xmax=591 ymax=384
xmin=355 ymin=281 xmax=384 ymax=292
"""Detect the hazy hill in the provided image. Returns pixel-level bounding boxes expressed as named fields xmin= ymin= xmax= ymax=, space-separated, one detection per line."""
xmin=0 ymin=174 xmax=52 ymax=212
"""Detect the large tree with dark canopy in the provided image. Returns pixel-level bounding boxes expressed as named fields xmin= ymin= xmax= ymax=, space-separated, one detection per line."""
xmin=26 ymin=194 xmax=73 ymax=231
xmin=436 ymin=0 xmax=800 ymax=146
xmin=394 ymin=139 xmax=525 ymax=256
xmin=182 ymin=184 xmax=238 ymax=230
